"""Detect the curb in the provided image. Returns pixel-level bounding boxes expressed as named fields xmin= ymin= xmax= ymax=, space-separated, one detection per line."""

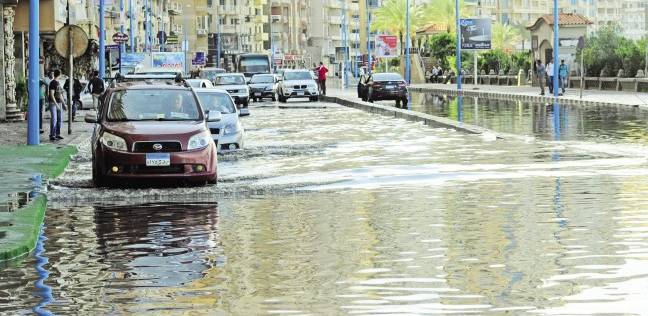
xmin=0 ymin=145 xmax=78 ymax=262
xmin=320 ymin=95 xmax=503 ymax=137
xmin=408 ymin=86 xmax=641 ymax=108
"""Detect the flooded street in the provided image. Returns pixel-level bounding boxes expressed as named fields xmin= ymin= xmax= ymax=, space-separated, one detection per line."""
xmin=2 ymin=100 xmax=648 ymax=314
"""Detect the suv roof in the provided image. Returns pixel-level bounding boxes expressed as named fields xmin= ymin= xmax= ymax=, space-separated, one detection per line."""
xmin=110 ymin=81 xmax=191 ymax=91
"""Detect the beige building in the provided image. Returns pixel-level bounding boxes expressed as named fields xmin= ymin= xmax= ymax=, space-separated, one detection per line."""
xmin=307 ymin=0 xmax=361 ymax=68
xmin=270 ymin=0 xmax=309 ymax=56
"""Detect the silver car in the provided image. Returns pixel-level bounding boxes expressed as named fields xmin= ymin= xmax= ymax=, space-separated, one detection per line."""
xmin=195 ymin=88 xmax=244 ymax=152
xmin=213 ymin=73 xmax=250 ymax=115
xmin=277 ymin=69 xmax=319 ymax=102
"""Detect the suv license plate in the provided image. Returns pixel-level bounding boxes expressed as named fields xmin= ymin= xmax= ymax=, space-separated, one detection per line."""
xmin=146 ymin=153 xmax=171 ymax=166
xmin=297 ymin=91 xmax=304 ymax=96
xmin=385 ymin=85 xmax=395 ymax=89
xmin=254 ymin=92 xmax=262 ymax=96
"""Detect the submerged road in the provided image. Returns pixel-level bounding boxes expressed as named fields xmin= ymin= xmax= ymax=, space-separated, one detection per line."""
xmin=2 ymin=99 xmax=648 ymax=314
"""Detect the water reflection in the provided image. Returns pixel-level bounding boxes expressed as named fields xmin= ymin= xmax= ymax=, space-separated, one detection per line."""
xmin=411 ymin=92 xmax=648 ymax=143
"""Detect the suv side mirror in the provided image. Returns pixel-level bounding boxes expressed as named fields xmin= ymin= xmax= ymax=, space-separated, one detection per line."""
xmin=84 ymin=111 xmax=98 ymax=123
xmin=207 ymin=110 xmax=223 ymax=122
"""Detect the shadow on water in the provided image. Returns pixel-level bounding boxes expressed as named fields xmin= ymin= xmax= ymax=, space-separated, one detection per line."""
xmin=411 ymin=92 xmax=648 ymax=143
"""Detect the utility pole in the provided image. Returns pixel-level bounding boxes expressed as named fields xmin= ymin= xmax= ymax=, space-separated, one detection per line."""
xmin=553 ymin=0 xmax=559 ymax=97
xmin=366 ymin=0 xmax=371 ymax=75
xmin=28 ymin=0 xmax=40 ymax=145
xmin=341 ymin=0 xmax=349 ymax=88
xmin=270 ymin=0 xmax=274 ymax=72
xmin=99 ymin=0 xmax=106 ymax=79
xmin=455 ymin=0 xmax=462 ymax=90
xmin=129 ymin=0 xmax=134 ymax=52
xmin=405 ymin=0 xmax=411 ymax=83
xmin=355 ymin=10 xmax=360 ymax=77
xmin=66 ymin=0 xmax=73 ymax=134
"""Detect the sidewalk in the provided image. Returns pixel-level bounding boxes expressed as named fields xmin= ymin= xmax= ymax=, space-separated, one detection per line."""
xmin=0 ymin=111 xmax=92 ymax=261
xmin=410 ymin=83 xmax=648 ymax=107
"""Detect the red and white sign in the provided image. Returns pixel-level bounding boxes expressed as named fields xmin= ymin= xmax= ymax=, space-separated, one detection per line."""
xmin=375 ymin=35 xmax=398 ymax=57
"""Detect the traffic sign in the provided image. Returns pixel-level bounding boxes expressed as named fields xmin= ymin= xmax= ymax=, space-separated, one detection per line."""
xmin=112 ymin=32 xmax=129 ymax=44
xmin=54 ymin=25 xmax=89 ymax=58
xmin=166 ymin=34 xmax=179 ymax=45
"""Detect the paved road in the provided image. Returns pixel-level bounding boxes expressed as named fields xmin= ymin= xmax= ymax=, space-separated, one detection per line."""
xmin=1 ymin=99 xmax=648 ymax=314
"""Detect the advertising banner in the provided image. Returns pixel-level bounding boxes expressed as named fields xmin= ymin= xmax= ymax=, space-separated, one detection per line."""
xmin=152 ymin=52 xmax=185 ymax=69
xmin=192 ymin=52 xmax=206 ymax=66
xmin=221 ymin=34 xmax=239 ymax=51
xmin=460 ymin=18 xmax=492 ymax=50
xmin=121 ymin=52 xmax=146 ymax=67
xmin=375 ymin=35 xmax=398 ymax=57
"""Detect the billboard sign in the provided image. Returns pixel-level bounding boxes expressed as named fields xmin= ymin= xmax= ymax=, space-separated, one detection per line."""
xmin=460 ymin=18 xmax=492 ymax=50
xmin=121 ymin=52 xmax=146 ymax=67
xmin=192 ymin=52 xmax=206 ymax=66
xmin=375 ymin=35 xmax=398 ymax=57
xmin=152 ymin=52 xmax=185 ymax=69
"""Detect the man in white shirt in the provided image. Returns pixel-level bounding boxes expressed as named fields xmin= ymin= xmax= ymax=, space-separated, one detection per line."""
xmin=547 ymin=61 xmax=554 ymax=94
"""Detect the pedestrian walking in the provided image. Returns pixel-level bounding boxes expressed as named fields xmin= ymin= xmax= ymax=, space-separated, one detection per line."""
xmin=88 ymin=70 xmax=105 ymax=110
xmin=64 ymin=76 xmax=83 ymax=120
xmin=317 ymin=62 xmax=329 ymax=96
xmin=547 ymin=60 xmax=554 ymax=94
xmin=536 ymin=60 xmax=546 ymax=95
xmin=559 ymin=59 xmax=569 ymax=95
xmin=38 ymin=76 xmax=48 ymax=134
xmin=48 ymin=69 xmax=64 ymax=141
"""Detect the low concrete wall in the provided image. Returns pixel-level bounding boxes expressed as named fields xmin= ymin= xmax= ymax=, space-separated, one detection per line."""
xmin=320 ymin=95 xmax=494 ymax=136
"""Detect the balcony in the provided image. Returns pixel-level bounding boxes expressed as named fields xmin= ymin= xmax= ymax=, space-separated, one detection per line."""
xmin=219 ymin=5 xmax=238 ymax=15
xmin=197 ymin=29 xmax=208 ymax=36
xmin=168 ymin=2 xmax=182 ymax=15
xmin=254 ymin=33 xmax=269 ymax=42
xmin=255 ymin=15 xmax=269 ymax=23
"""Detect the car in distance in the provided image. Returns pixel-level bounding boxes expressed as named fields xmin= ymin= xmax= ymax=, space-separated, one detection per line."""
xmin=248 ymin=74 xmax=278 ymax=102
xmin=277 ymin=69 xmax=319 ymax=102
xmin=186 ymin=79 xmax=214 ymax=89
xmin=213 ymin=73 xmax=250 ymax=116
xmin=85 ymin=82 xmax=221 ymax=187
xmin=195 ymin=88 xmax=244 ymax=152
xmin=199 ymin=67 xmax=226 ymax=83
xmin=357 ymin=72 xmax=409 ymax=108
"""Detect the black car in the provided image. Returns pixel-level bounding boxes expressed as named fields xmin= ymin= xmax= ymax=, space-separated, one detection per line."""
xmin=357 ymin=72 xmax=409 ymax=108
xmin=248 ymin=74 xmax=278 ymax=102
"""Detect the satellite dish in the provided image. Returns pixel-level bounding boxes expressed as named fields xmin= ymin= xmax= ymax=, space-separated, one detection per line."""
xmin=55 ymin=25 xmax=89 ymax=58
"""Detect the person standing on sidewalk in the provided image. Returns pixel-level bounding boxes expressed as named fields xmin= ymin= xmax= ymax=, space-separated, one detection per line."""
xmin=317 ymin=62 xmax=328 ymax=96
xmin=547 ymin=60 xmax=554 ymax=94
xmin=536 ymin=60 xmax=546 ymax=96
xmin=559 ymin=59 xmax=569 ymax=95
xmin=64 ymin=76 xmax=83 ymax=121
xmin=48 ymin=69 xmax=64 ymax=141
xmin=88 ymin=70 xmax=105 ymax=110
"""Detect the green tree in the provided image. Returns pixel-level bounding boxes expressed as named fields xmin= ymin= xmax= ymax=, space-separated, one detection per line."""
xmin=579 ymin=26 xmax=624 ymax=77
xmin=422 ymin=0 xmax=465 ymax=33
xmin=372 ymin=0 xmax=425 ymax=53
xmin=428 ymin=33 xmax=455 ymax=68
xmin=479 ymin=49 xmax=511 ymax=74
xmin=491 ymin=22 xmax=521 ymax=52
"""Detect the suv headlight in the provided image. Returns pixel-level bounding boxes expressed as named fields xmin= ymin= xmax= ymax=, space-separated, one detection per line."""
xmin=100 ymin=132 xmax=127 ymax=151
xmin=224 ymin=122 xmax=242 ymax=135
xmin=308 ymin=84 xmax=317 ymax=89
xmin=188 ymin=132 xmax=212 ymax=150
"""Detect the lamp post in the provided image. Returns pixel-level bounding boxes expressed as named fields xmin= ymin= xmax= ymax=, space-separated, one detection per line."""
xmin=455 ymin=0 xmax=462 ymax=91
xmin=552 ymin=0 xmax=559 ymax=97
xmin=129 ymin=0 xmax=134 ymax=52
xmin=405 ymin=0 xmax=411 ymax=83
xmin=99 ymin=0 xmax=105 ymax=79
xmin=366 ymin=0 xmax=372 ymax=75
xmin=28 ymin=0 xmax=40 ymax=145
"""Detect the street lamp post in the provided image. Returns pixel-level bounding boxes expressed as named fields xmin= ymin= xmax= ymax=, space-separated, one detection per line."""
xmin=455 ymin=0 xmax=462 ymax=91
xmin=552 ymin=0 xmax=559 ymax=97
xmin=28 ymin=0 xmax=40 ymax=145
xmin=99 ymin=0 xmax=106 ymax=79
xmin=129 ymin=0 xmax=134 ymax=52
xmin=405 ymin=0 xmax=411 ymax=83
xmin=366 ymin=0 xmax=372 ymax=75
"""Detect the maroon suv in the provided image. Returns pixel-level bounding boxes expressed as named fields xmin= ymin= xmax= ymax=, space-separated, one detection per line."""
xmin=85 ymin=82 xmax=220 ymax=187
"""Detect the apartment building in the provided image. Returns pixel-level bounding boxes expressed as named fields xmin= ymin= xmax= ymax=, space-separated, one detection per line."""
xmin=621 ymin=0 xmax=647 ymax=40
xmin=306 ymin=0 xmax=361 ymax=67
xmin=270 ymin=0 xmax=310 ymax=56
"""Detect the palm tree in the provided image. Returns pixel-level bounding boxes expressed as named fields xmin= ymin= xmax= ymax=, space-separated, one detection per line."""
xmin=491 ymin=22 xmax=521 ymax=52
xmin=422 ymin=0 xmax=466 ymax=34
xmin=372 ymin=0 xmax=425 ymax=53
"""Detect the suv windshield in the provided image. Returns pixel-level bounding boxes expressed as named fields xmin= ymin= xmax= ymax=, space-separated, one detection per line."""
xmin=214 ymin=75 xmax=245 ymax=85
xmin=107 ymin=89 xmax=201 ymax=121
xmin=250 ymin=75 xmax=274 ymax=83
xmin=373 ymin=73 xmax=404 ymax=81
xmin=197 ymin=92 xmax=237 ymax=114
xmin=284 ymin=72 xmax=312 ymax=81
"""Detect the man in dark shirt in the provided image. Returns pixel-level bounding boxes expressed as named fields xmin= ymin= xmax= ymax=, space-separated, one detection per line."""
xmin=64 ymin=77 xmax=83 ymax=120
xmin=48 ymin=69 xmax=64 ymax=141
xmin=88 ymin=70 xmax=105 ymax=110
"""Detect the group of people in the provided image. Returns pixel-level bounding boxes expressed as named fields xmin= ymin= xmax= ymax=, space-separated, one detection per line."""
xmin=535 ymin=59 xmax=570 ymax=96
xmin=38 ymin=69 xmax=105 ymax=141
xmin=425 ymin=66 xmax=445 ymax=83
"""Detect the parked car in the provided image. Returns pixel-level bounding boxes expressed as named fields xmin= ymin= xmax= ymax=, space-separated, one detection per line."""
xmin=186 ymin=79 xmax=214 ymax=89
xmin=195 ymin=88 xmax=244 ymax=152
xmin=85 ymin=82 xmax=220 ymax=187
xmin=213 ymin=73 xmax=250 ymax=115
xmin=248 ymin=74 xmax=278 ymax=102
xmin=357 ymin=72 xmax=409 ymax=108
xmin=277 ymin=69 xmax=319 ymax=102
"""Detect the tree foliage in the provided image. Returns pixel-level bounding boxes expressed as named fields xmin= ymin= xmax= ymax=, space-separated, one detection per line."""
xmin=422 ymin=0 xmax=466 ymax=33
xmin=578 ymin=26 xmax=646 ymax=77
xmin=372 ymin=0 xmax=425 ymax=52
xmin=491 ymin=22 xmax=521 ymax=52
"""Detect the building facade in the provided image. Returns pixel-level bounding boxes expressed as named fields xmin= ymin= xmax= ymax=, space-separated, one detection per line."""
xmin=307 ymin=0 xmax=361 ymax=69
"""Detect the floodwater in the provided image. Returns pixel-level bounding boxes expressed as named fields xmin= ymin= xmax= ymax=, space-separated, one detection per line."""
xmin=2 ymin=101 xmax=648 ymax=314
xmin=410 ymin=92 xmax=648 ymax=144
